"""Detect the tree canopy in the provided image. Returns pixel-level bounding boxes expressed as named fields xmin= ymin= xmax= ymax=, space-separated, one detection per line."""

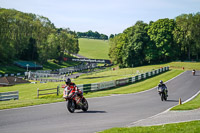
xmin=0 ymin=8 xmax=79 ymax=64
xmin=109 ymin=13 xmax=200 ymax=67
xmin=77 ymin=30 xmax=108 ymax=40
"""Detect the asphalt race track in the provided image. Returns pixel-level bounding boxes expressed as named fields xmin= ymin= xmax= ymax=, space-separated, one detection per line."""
xmin=0 ymin=71 xmax=200 ymax=133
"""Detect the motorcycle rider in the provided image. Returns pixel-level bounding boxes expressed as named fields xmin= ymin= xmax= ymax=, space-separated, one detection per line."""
xmin=192 ymin=69 xmax=196 ymax=76
xmin=63 ymin=78 xmax=83 ymax=98
xmin=157 ymin=80 xmax=168 ymax=97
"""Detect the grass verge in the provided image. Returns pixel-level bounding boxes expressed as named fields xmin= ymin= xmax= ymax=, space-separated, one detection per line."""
xmin=99 ymin=120 xmax=200 ymax=133
xmin=78 ymin=38 xmax=109 ymax=59
xmin=171 ymin=92 xmax=200 ymax=110
xmin=84 ymin=69 xmax=183 ymax=98
xmin=0 ymin=69 xmax=183 ymax=110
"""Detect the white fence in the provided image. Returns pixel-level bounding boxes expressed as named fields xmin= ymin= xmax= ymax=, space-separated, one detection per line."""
xmin=0 ymin=91 xmax=19 ymax=101
xmin=77 ymin=67 xmax=169 ymax=93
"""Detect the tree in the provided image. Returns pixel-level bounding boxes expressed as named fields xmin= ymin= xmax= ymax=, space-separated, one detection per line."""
xmin=174 ymin=14 xmax=194 ymax=60
xmin=109 ymin=34 xmax=114 ymax=39
xmin=109 ymin=21 xmax=149 ymax=67
xmin=0 ymin=8 xmax=80 ymax=64
xmin=191 ymin=13 xmax=200 ymax=60
xmin=77 ymin=30 xmax=108 ymax=40
xmin=122 ymin=21 xmax=149 ymax=67
xmin=108 ymin=33 xmax=125 ymax=65
xmin=148 ymin=18 xmax=177 ymax=62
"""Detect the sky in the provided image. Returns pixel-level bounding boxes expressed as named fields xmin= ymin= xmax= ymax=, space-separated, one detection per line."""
xmin=1 ymin=0 xmax=200 ymax=36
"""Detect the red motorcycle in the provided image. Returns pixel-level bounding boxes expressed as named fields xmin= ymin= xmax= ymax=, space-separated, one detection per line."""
xmin=63 ymin=88 xmax=88 ymax=113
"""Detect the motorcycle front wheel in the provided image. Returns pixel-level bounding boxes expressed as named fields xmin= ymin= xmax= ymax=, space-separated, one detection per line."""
xmin=161 ymin=92 xmax=167 ymax=101
xmin=161 ymin=93 xmax=164 ymax=101
xmin=67 ymin=100 xmax=76 ymax=113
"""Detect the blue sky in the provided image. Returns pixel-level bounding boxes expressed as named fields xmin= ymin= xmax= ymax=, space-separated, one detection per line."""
xmin=1 ymin=0 xmax=199 ymax=35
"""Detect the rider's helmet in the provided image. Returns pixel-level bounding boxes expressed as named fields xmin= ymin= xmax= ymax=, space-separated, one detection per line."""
xmin=160 ymin=80 xmax=163 ymax=84
xmin=65 ymin=78 xmax=71 ymax=85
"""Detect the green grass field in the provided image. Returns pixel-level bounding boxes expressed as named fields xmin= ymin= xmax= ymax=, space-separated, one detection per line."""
xmin=85 ymin=69 xmax=182 ymax=98
xmin=78 ymin=38 xmax=109 ymax=59
xmin=100 ymin=120 xmax=200 ymax=133
xmin=167 ymin=62 xmax=200 ymax=70
xmin=0 ymin=65 xmax=26 ymax=74
xmin=171 ymin=92 xmax=200 ymax=110
xmin=1 ymin=62 xmax=200 ymax=110
xmin=0 ymin=64 xmax=181 ymax=110
xmin=0 ymin=59 xmax=80 ymax=74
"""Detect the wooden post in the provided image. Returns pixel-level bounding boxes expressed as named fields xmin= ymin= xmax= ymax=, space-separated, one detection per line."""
xmin=16 ymin=91 xmax=19 ymax=100
xmin=37 ymin=88 xmax=39 ymax=98
xmin=57 ymin=86 xmax=59 ymax=96
xmin=179 ymin=98 xmax=182 ymax=105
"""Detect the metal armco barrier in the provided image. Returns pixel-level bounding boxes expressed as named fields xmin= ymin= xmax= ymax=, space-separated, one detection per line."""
xmin=0 ymin=91 xmax=19 ymax=101
xmin=77 ymin=66 xmax=169 ymax=93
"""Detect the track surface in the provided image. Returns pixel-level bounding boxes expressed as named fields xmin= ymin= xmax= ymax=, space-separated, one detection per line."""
xmin=0 ymin=71 xmax=200 ymax=133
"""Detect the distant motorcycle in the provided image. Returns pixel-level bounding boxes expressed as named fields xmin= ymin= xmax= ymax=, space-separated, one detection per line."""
xmin=192 ymin=70 xmax=196 ymax=76
xmin=157 ymin=87 xmax=167 ymax=101
xmin=63 ymin=88 xmax=88 ymax=113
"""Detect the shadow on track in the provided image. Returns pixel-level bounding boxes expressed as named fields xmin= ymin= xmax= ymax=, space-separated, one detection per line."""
xmin=77 ymin=110 xmax=107 ymax=113
xmin=193 ymin=75 xmax=200 ymax=76
xmin=166 ymin=99 xmax=179 ymax=102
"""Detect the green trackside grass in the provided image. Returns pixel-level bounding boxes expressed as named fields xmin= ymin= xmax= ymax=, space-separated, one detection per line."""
xmin=171 ymin=92 xmax=200 ymax=110
xmin=84 ymin=69 xmax=183 ymax=98
xmin=0 ymin=69 xmax=183 ymax=110
xmin=42 ymin=59 xmax=80 ymax=70
xmin=73 ymin=64 xmax=172 ymax=84
xmin=0 ymin=65 xmax=26 ymax=74
xmin=165 ymin=62 xmax=200 ymax=70
xmin=0 ymin=82 xmax=64 ymax=110
xmin=100 ymin=120 xmax=200 ymax=133
xmin=0 ymin=59 xmax=80 ymax=74
xmin=78 ymin=38 xmax=109 ymax=59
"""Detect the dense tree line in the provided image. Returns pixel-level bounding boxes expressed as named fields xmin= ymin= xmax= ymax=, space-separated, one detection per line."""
xmin=0 ymin=8 xmax=79 ymax=64
xmin=77 ymin=30 xmax=108 ymax=40
xmin=109 ymin=13 xmax=200 ymax=67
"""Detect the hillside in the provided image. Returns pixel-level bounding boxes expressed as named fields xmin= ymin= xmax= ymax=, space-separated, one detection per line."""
xmin=78 ymin=38 xmax=109 ymax=59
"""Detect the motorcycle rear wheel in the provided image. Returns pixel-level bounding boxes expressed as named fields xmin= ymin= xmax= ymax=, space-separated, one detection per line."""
xmin=82 ymin=98 xmax=88 ymax=112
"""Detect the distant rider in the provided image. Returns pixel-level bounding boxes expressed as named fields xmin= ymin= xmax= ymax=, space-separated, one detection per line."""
xmin=157 ymin=80 xmax=168 ymax=97
xmin=63 ymin=78 xmax=83 ymax=98
xmin=192 ymin=69 xmax=196 ymax=76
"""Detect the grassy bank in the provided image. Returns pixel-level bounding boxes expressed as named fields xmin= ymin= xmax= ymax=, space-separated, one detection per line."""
xmin=171 ymin=92 xmax=200 ymax=110
xmin=0 ymin=59 xmax=80 ymax=74
xmin=78 ymin=38 xmax=109 ymax=59
xmin=166 ymin=62 xmax=200 ymax=70
xmin=0 ymin=68 xmax=182 ymax=110
xmin=100 ymin=120 xmax=200 ymax=133
xmin=85 ymin=69 xmax=182 ymax=98
xmin=74 ymin=64 xmax=172 ymax=84
xmin=1 ymin=61 xmax=200 ymax=109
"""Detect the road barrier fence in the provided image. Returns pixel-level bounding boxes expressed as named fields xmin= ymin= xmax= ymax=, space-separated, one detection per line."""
xmin=77 ymin=67 xmax=169 ymax=93
xmin=0 ymin=91 xmax=19 ymax=101
xmin=37 ymin=86 xmax=60 ymax=98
